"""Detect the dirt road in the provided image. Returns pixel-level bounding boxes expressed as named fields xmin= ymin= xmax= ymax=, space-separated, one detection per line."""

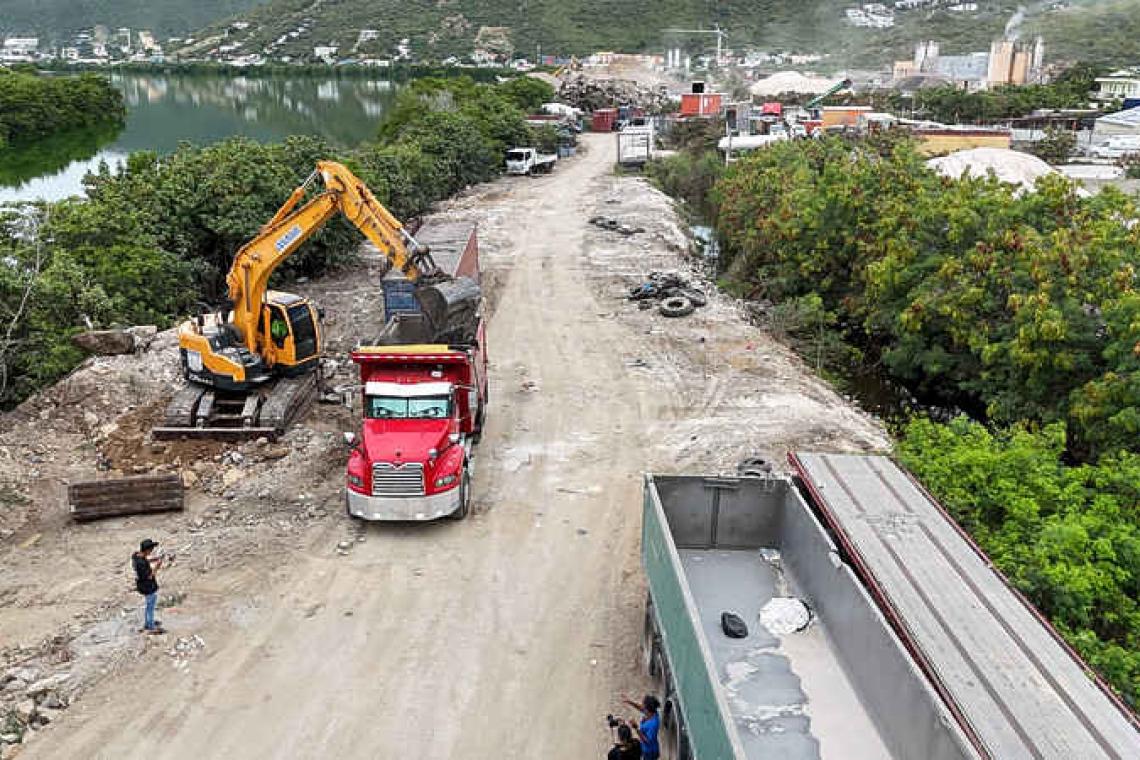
xmin=21 ymin=134 xmax=886 ymax=759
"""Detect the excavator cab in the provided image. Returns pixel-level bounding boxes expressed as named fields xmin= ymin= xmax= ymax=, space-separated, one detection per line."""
xmin=260 ymin=293 xmax=321 ymax=373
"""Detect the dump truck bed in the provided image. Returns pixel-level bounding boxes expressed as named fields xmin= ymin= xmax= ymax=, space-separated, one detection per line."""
xmin=677 ymin=546 xmax=889 ymax=759
xmin=790 ymin=453 xmax=1140 ymax=759
xmin=643 ymin=475 xmax=974 ymax=760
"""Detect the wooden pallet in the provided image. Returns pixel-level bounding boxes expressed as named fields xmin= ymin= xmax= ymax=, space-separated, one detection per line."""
xmin=69 ymin=474 xmax=184 ymax=522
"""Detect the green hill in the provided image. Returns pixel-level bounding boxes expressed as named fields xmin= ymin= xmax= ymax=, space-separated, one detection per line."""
xmin=194 ymin=0 xmax=1140 ymax=68
xmin=0 ymin=0 xmax=266 ymax=40
xmin=1025 ymin=0 xmax=1140 ymax=68
xmin=195 ymin=0 xmax=1021 ymax=63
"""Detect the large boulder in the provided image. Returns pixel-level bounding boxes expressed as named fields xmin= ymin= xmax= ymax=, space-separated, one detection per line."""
xmin=72 ymin=326 xmax=160 ymax=355
xmin=72 ymin=330 xmax=134 ymax=355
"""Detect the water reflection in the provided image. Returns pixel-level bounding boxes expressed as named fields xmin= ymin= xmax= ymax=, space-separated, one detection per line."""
xmin=0 ymin=121 xmax=124 ymax=189
xmin=0 ymin=71 xmax=398 ymax=202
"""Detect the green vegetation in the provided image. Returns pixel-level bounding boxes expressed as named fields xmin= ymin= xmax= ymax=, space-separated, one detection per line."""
xmin=40 ymin=60 xmax=516 ymax=84
xmin=1026 ymin=126 xmax=1077 ymax=164
xmin=0 ymin=69 xmax=125 ymax=148
xmin=898 ymin=418 xmax=1140 ymax=706
xmin=0 ymin=0 xmax=264 ymax=39
xmin=896 ymin=64 xmax=1105 ymax=124
xmin=657 ymin=133 xmax=1140 ymax=703
xmin=1026 ymin=0 xmax=1140 ymax=68
xmin=196 ymin=0 xmax=1139 ymax=68
xmin=0 ymin=75 xmax=553 ymax=407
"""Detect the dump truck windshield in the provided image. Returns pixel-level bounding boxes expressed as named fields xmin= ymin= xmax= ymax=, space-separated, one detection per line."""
xmin=507 ymin=150 xmax=527 ymax=161
xmin=365 ymin=395 xmax=452 ymax=420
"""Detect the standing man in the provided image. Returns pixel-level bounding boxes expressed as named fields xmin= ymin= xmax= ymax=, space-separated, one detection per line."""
xmin=132 ymin=539 xmax=164 ymax=635
xmin=622 ymin=694 xmax=661 ymax=760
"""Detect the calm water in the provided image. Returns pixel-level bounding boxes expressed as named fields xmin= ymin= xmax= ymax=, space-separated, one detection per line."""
xmin=0 ymin=72 xmax=398 ymax=202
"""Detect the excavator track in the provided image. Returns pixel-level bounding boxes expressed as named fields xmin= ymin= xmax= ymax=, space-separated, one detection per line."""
xmin=152 ymin=373 xmax=317 ymax=440
xmin=259 ymin=372 xmax=318 ymax=433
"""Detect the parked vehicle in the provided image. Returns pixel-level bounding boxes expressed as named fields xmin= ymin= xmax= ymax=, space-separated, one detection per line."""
xmin=643 ymin=460 xmax=1140 ymax=758
xmin=505 ymin=147 xmax=557 ymax=175
xmin=344 ymin=223 xmax=487 ymax=522
xmin=640 ymin=472 xmax=970 ymax=759
xmin=345 ymin=327 xmax=486 ymax=521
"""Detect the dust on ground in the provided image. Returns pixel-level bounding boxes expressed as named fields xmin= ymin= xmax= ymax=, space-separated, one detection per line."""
xmin=1 ymin=133 xmax=886 ymax=758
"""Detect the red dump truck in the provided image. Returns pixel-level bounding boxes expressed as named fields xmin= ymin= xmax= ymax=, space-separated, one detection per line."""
xmin=344 ymin=222 xmax=488 ymax=521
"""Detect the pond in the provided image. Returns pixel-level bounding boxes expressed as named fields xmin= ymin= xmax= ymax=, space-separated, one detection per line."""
xmin=0 ymin=71 xmax=398 ymax=203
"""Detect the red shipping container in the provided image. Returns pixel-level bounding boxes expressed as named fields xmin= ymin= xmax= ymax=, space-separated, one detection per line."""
xmin=680 ymin=93 xmax=722 ymax=117
xmin=592 ymin=109 xmax=617 ymax=132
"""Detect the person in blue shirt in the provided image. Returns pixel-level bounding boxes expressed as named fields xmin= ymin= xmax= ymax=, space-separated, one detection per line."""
xmin=622 ymin=694 xmax=661 ymax=760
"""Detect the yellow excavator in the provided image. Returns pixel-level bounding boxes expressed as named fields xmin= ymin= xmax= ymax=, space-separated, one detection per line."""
xmin=155 ymin=160 xmax=480 ymax=438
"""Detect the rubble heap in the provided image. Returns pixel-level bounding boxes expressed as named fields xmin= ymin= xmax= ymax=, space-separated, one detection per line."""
xmin=557 ymin=74 xmax=672 ymax=113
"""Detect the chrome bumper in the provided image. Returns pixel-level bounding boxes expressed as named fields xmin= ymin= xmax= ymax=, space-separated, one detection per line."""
xmin=346 ymin=486 xmax=460 ymax=521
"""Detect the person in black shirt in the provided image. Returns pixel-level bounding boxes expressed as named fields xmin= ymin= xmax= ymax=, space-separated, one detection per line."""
xmin=607 ymin=724 xmax=642 ymax=760
xmin=132 ymin=539 xmax=164 ymax=634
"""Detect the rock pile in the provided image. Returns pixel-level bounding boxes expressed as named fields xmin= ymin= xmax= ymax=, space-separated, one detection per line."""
xmin=557 ymin=74 xmax=672 ymax=113
xmin=1 ymin=667 xmax=72 ymax=756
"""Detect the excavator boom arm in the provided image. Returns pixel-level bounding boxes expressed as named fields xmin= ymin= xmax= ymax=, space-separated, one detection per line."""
xmin=315 ymin=161 xmax=442 ymax=283
xmin=223 ymin=161 xmax=446 ymax=356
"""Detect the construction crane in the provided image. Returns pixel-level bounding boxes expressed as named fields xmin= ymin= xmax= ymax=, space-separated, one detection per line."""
xmin=155 ymin=160 xmax=480 ymax=439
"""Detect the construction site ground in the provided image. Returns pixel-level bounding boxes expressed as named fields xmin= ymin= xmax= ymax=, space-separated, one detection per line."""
xmin=0 ymin=133 xmax=888 ymax=759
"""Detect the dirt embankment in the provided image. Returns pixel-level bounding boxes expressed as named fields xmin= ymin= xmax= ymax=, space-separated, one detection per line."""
xmin=1 ymin=134 xmax=886 ymax=759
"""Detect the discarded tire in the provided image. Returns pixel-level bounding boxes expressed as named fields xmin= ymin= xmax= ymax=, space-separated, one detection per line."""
xmin=680 ymin=288 xmax=708 ymax=308
xmin=738 ymin=456 xmax=772 ymax=473
xmin=659 ymin=296 xmax=695 ymax=318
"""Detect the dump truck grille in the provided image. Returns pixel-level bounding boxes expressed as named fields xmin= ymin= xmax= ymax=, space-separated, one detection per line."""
xmin=371 ymin=462 xmax=425 ymax=497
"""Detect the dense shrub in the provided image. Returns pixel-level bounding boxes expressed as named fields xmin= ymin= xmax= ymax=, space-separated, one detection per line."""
xmin=714 ymin=135 xmax=1140 ymax=459
xmin=899 ymin=417 xmax=1140 ymax=706
xmin=0 ymin=69 xmax=124 ymax=146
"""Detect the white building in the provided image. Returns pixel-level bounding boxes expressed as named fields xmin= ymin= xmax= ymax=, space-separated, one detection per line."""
xmin=1095 ymin=71 xmax=1140 ymax=102
xmin=845 ymin=6 xmax=895 ymax=28
xmin=137 ymin=30 xmax=160 ymax=53
xmin=2 ymin=37 xmax=39 ymax=55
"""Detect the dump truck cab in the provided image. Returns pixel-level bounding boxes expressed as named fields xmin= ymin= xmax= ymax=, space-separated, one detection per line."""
xmin=345 ymin=333 xmax=486 ymax=521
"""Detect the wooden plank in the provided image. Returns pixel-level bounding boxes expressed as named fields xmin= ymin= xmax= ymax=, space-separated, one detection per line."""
xmin=69 ymin=474 xmax=184 ymax=522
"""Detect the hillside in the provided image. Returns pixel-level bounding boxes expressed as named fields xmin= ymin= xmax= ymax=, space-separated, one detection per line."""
xmin=1025 ymin=0 xmax=1140 ymax=68
xmin=0 ymin=0 xmax=266 ymax=40
xmin=192 ymin=0 xmax=1140 ymax=68
xmin=194 ymin=0 xmax=1016 ymax=63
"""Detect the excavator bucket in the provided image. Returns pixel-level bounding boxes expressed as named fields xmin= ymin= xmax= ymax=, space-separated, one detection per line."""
xmin=415 ymin=276 xmax=482 ymax=344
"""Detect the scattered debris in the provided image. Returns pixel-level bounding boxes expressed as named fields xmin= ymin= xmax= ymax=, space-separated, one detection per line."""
xmin=659 ymin=295 xmax=695 ymax=318
xmin=589 ymin=215 xmax=644 ymax=236
xmin=627 ymin=272 xmax=707 ymax=319
xmin=758 ymin=597 xmax=813 ymax=635
xmin=737 ymin=456 xmax=773 ymax=477
xmin=557 ymin=73 xmax=672 ymax=113
xmin=721 ymin=612 xmax=749 ymax=639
